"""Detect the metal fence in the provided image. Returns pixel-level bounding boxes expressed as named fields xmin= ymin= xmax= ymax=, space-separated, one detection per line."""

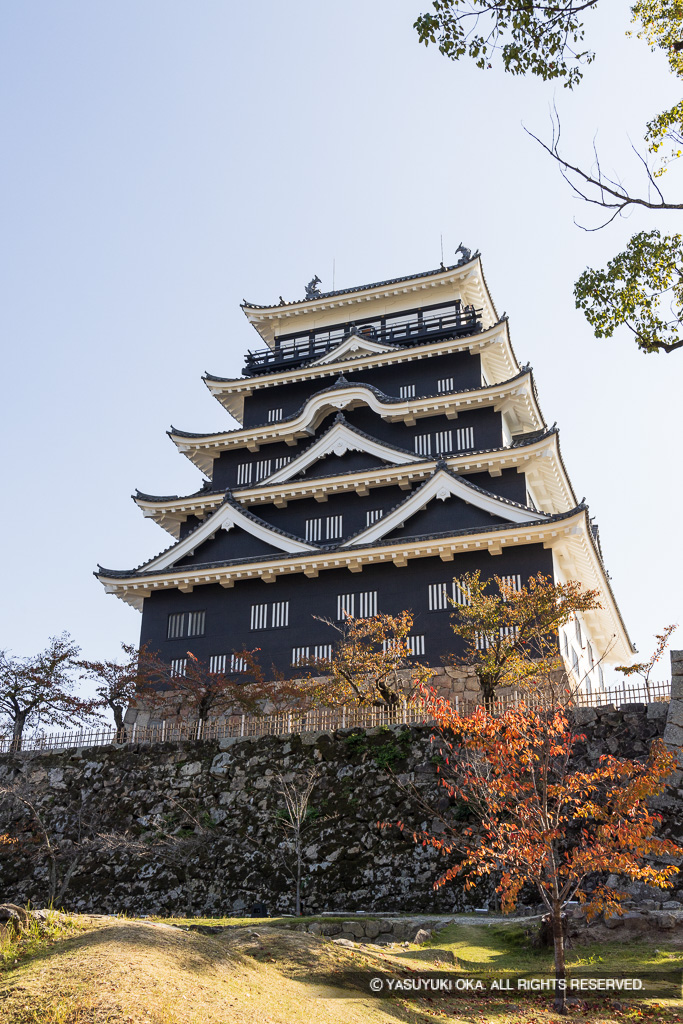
xmin=0 ymin=680 xmax=670 ymax=755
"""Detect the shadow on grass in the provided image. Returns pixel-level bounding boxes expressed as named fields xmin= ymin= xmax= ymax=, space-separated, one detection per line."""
xmin=3 ymin=920 xmax=243 ymax=982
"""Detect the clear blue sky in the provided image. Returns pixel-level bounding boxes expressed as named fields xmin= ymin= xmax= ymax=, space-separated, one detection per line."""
xmin=1 ymin=1 xmax=681 ymax=682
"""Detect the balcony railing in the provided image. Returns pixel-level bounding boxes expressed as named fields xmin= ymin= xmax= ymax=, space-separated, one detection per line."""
xmin=243 ymin=304 xmax=483 ymax=376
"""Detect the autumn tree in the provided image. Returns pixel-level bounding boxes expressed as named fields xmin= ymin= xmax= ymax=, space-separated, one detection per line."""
xmin=0 ymin=633 xmax=94 ymax=751
xmin=273 ymin=769 xmax=334 ymax=916
xmin=616 ymin=623 xmax=677 ymax=699
xmin=387 ymin=694 xmax=681 ymax=1014
xmin=448 ymin=572 xmax=601 ymax=707
xmin=414 ymin=0 xmax=683 ymax=354
xmin=78 ymin=642 xmax=150 ymax=734
xmin=304 ymin=610 xmax=433 ymax=707
xmin=140 ymin=648 xmax=307 ymax=727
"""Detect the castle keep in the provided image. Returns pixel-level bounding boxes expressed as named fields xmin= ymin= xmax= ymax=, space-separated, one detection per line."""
xmin=97 ymin=252 xmax=633 ymax=687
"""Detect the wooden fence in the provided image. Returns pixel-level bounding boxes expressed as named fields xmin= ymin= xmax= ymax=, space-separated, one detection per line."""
xmin=0 ymin=680 xmax=670 ymax=755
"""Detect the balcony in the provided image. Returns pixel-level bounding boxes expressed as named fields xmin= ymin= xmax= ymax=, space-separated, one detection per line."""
xmin=242 ymin=303 xmax=483 ymax=376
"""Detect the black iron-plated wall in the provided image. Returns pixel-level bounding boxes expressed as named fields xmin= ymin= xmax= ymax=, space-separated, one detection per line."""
xmin=139 ymin=546 xmax=554 ymax=677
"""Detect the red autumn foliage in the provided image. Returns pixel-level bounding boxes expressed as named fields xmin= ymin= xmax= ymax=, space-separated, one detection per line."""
xmin=383 ymin=690 xmax=681 ymax=1014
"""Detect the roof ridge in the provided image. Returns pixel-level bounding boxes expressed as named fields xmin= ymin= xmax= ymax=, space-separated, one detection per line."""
xmin=241 ymin=255 xmax=481 ymax=310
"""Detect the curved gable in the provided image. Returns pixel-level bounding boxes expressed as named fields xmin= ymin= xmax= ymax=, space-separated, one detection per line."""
xmin=342 ymin=467 xmax=547 ymax=548
xmin=262 ymin=417 xmax=414 ymax=484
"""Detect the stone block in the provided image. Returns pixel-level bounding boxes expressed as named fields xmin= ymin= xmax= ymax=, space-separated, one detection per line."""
xmin=667 ymin=701 xmax=683 ymax=729
xmin=672 ymin=678 xmax=683 ymax=700
xmin=210 ymin=752 xmax=233 ymax=775
xmin=650 ymin=911 xmax=677 ymax=929
xmin=572 ymin=708 xmax=597 ymax=726
xmin=179 ymin=761 xmax=202 ymax=777
xmin=307 ymin=922 xmax=323 ymax=935
xmin=375 ymin=933 xmax=395 ymax=945
xmin=336 ymin=932 xmax=356 ymax=942
xmin=364 ymin=920 xmax=380 ymax=939
xmin=663 ymin=723 xmax=683 ymax=747
xmin=342 ymin=920 xmax=366 ymax=938
xmin=662 ymin=900 xmax=682 ymax=910
xmin=647 ymin=702 xmax=668 ymax=720
xmin=319 ymin=922 xmax=342 ymax=936
xmin=670 ymin=649 xmax=683 ymax=665
xmin=411 ymin=927 xmax=433 ymax=944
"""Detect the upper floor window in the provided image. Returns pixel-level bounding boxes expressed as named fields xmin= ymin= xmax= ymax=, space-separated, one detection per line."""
xmin=571 ymin=646 xmax=580 ymax=679
xmin=267 ymin=408 xmax=283 ymax=423
xmin=475 ymin=626 xmax=518 ymax=650
xmin=437 ymin=377 xmax=454 ymax=393
xmin=400 ymin=384 xmax=416 ymax=399
xmin=382 ymin=635 xmax=425 ymax=656
xmin=326 ymin=515 xmax=343 ymax=540
xmin=586 ymin=640 xmax=594 ymax=667
xmin=305 ymin=518 xmax=322 ymax=542
xmin=435 ymin=429 xmax=453 ymax=454
xmin=292 ymin=644 xmax=333 ymax=666
xmin=414 ymin=433 xmax=432 ymax=457
xmin=255 ymin=459 xmax=272 ymax=482
xmin=209 ymin=653 xmax=247 ymax=674
xmin=366 ymin=509 xmax=383 ymax=526
xmin=575 ymin=617 xmax=582 ymax=646
xmin=428 ymin=581 xmax=471 ymax=612
xmin=167 ymin=610 xmax=205 ymax=640
xmin=275 ymin=456 xmax=292 ymax=470
xmin=250 ymin=600 xmax=289 ymax=631
xmin=236 ymin=462 xmax=252 ymax=486
xmin=406 ymin=635 xmax=425 ymax=657
xmin=170 ymin=658 xmax=187 ymax=677
xmin=499 ymin=575 xmax=522 ymax=600
xmin=415 ymin=427 xmax=475 ymax=458
xmin=455 ymin=426 xmax=474 ymax=451
xmin=291 ymin=646 xmax=309 ymax=667
xmin=336 ymin=590 xmax=377 ymax=620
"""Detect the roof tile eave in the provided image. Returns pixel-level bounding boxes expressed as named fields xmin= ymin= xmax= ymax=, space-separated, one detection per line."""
xmin=240 ymin=256 xmax=482 ymax=312
xmin=133 ymin=428 xmax=560 ymax=512
xmin=96 ymin=505 xmax=585 ymax=581
xmin=169 ymin=367 xmax=534 ymax=443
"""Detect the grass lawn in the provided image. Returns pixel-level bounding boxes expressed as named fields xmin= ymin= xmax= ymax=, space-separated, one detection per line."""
xmin=0 ymin=914 xmax=680 ymax=1023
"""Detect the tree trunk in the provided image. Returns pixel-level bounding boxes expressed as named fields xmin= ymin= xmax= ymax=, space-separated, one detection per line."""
xmin=12 ymin=712 xmax=26 ymax=752
xmin=295 ymin=834 xmax=302 ymax=916
xmin=113 ymin=704 xmax=127 ymax=742
xmin=551 ymin=900 xmax=567 ymax=1015
xmin=478 ymin=673 xmax=498 ymax=712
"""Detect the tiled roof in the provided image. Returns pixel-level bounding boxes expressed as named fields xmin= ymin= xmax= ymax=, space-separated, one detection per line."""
xmin=95 ymin=504 xmax=587 ymax=580
xmin=241 ymin=257 xmax=480 ymax=310
xmin=133 ymin=425 xmax=559 ymax=506
xmin=170 ymin=368 xmax=534 ymax=441
xmin=102 ymin=492 xmax=323 ymax=576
